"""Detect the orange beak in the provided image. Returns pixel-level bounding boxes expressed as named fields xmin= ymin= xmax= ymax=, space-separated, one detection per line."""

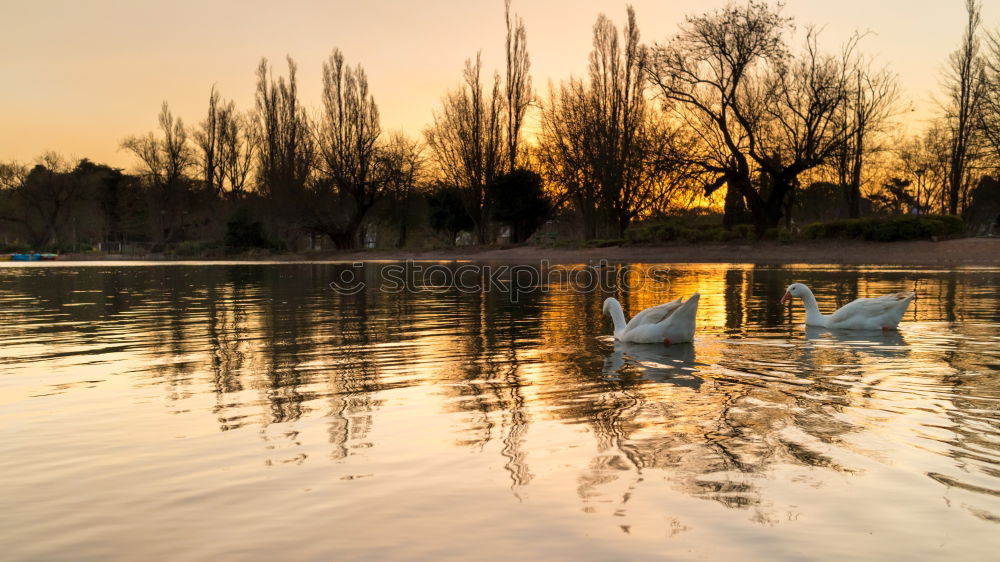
xmin=780 ymin=291 xmax=791 ymax=304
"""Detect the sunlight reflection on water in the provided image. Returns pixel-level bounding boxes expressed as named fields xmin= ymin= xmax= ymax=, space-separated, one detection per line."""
xmin=1 ymin=262 xmax=999 ymax=560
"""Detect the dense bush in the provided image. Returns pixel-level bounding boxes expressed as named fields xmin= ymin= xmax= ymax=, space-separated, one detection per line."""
xmin=776 ymin=229 xmax=795 ymax=242
xmin=936 ymin=214 xmax=965 ymax=235
xmin=583 ymin=238 xmax=626 ymax=248
xmin=0 ymin=241 xmax=30 ymax=253
xmin=731 ymin=224 xmax=755 ymax=241
xmin=625 ymin=222 xmax=698 ymax=243
xmin=802 ymin=215 xmax=964 ymax=242
xmin=623 ymin=214 xmax=963 ymax=245
xmin=427 ymin=185 xmax=474 ymax=242
xmin=624 ymin=221 xmax=769 ymax=244
xmin=225 ymin=207 xmax=272 ymax=250
xmin=487 ymin=169 xmax=550 ymax=243
xmin=169 ymin=240 xmax=223 ymax=258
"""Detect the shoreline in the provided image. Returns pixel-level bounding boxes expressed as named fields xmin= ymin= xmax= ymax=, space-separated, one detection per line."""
xmin=47 ymin=237 xmax=1000 ymax=266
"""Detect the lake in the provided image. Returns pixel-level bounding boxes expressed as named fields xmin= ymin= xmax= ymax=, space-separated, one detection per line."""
xmin=2 ymin=261 xmax=998 ymax=560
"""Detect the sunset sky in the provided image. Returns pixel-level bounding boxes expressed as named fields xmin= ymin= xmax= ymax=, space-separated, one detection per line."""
xmin=2 ymin=0 xmax=996 ymax=169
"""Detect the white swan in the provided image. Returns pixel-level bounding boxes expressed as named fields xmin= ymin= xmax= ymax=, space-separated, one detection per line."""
xmin=780 ymin=282 xmax=915 ymax=331
xmin=602 ymin=293 xmax=700 ymax=344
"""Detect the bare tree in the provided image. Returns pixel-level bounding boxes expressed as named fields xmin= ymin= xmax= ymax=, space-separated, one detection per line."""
xmin=538 ymin=8 xmax=670 ymax=238
xmin=424 ymin=2 xmax=534 ymax=244
xmin=899 ymin=122 xmax=952 ymax=213
xmin=834 ymin=38 xmax=900 ymax=218
xmin=754 ymin=30 xmax=854 ymax=229
xmin=194 ymin=86 xmax=222 ymax=195
xmin=0 ymin=161 xmax=27 ymax=191
xmin=646 ymin=1 xmax=790 ymax=229
xmin=0 ymin=154 xmax=81 ymax=248
xmin=589 ymin=8 xmax=652 ymax=237
xmin=159 ymin=103 xmax=193 ymax=187
xmin=538 ymin=78 xmax=601 ymax=234
xmin=644 ymin=125 xmax=707 ymax=216
xmin=121 ymin=102 xmax=194 ymax=187
xmin=504 ymin=0 xmax=532 ymax=172
xmin=648 ymin=2 xmax=858 ymax=231
xmin=314 ymin=49 xmax=383 ymax=249
xmin=218 ymin=109 xmax=256 ymax=198
xmin=0 ymin=155 xmax=136 ymax=251
xmin=193 ymin=87 xmax=255 ymax=198
xmin=378 ymin=132 xmax=424 ymax=247
xmin=255 ymin=57 xmax=313 ymax=196
xmin=121 ymin=103 xmax=196 ymax=249
xmin=943 ymin=0 xmax=987 ymax=215
xmin=0 ymin=161 xmax=28 ymax=242
xmin=254 ymin=57 xmax=314 ymax=246
xmin=120 ymin=131 xmax=163 ymax=184
xmin=978 ymin=29 xmax=1000 ymax=167
xmin=425 ymin=54 xmax=505 ymax=244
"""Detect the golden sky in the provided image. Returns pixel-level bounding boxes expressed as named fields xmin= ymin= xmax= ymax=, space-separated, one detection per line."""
xmin=1 ymin=0 xmax=995 ymax=169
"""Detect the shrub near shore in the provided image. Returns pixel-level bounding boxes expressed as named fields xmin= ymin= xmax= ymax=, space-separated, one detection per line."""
xmin=625 ymin=221 xmax=792 ymax=244
xmin=624 ymin=215 xmax=964 ymax=245
xmin=802 ymin=215 xmax=965 ymax=242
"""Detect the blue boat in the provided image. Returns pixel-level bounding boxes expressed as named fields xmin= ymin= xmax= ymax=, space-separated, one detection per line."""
xmin=8 ymin=252 xmax=59 ymax=261
xmin=10 ymin=253 xmax=56 ymax=261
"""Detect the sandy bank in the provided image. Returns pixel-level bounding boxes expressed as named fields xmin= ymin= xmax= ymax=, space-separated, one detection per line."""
xmin=53 ymin=237 xmax=1000 ymax=266
xmin=267 ymin=237 xmax=1000 ymax=266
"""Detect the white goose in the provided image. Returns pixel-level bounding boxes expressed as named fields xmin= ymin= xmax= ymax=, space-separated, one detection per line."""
xmin=602 ymin=293 xmax=700 ymax=344
xmin=780 ymin=283 xmax=915 ymax=331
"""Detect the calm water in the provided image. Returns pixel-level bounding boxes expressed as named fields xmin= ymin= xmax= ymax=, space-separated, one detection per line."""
xmin=2 ymin=262 xmax=999 ymax=560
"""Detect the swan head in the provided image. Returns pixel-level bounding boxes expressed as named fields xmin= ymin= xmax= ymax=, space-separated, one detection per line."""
xmin=781 ymin=283 xmax=808 ymax=304
xmin=602 ymin=297 xmax=617 ymax=315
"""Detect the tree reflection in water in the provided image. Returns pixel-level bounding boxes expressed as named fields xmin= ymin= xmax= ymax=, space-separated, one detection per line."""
xmin=2 ymin=262 xmax=998 ymax=531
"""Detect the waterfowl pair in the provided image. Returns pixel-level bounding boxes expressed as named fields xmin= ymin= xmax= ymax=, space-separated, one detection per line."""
xmin=603 ymin=282 xmax=915 ymax=345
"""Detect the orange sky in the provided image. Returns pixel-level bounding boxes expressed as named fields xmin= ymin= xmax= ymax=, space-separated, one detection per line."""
xmin=1 ymin=0 xmax=995 ymax=169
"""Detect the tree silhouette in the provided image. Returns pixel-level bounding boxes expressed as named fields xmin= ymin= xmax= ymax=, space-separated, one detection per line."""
xmin=426 ymin=54 xmax=505 ymax=244
xmin=427 ymin=184 xmax=474 ymax=243
xmin=254 ymin=57 xmax=314 ymax=249
xmin=943 ymin=0 xmax=987 ymax=215
xmin=647 ymin=2 xmax=860 ymax=232
xmin=488 ymin=168 xmax=549 ymax=243
xmin=314 ymin=49 xmax=384 ymax=249
xmin=540 ymin=7 xmax=677 ymax=238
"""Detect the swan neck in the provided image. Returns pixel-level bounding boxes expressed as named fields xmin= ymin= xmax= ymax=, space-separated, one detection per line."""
xmin=607 ymin=299 xmax=627 ymax=338
xmin=800 ymin=287 xmax=826 ymax=326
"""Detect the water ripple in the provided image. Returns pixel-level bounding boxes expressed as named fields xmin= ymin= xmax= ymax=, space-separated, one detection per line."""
xmin=2 ymin=263 xmax=1000 ymax=560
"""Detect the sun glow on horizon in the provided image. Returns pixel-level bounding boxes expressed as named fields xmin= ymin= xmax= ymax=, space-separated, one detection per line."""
xmin=1 ymin=0 xmax=993 ymax=170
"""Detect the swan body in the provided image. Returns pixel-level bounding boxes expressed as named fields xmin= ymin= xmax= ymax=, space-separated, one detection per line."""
xmin=781 ymin=282 xmax=915 ymax=330
xmin=602 ymin=293 xmax=700 ymax=344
